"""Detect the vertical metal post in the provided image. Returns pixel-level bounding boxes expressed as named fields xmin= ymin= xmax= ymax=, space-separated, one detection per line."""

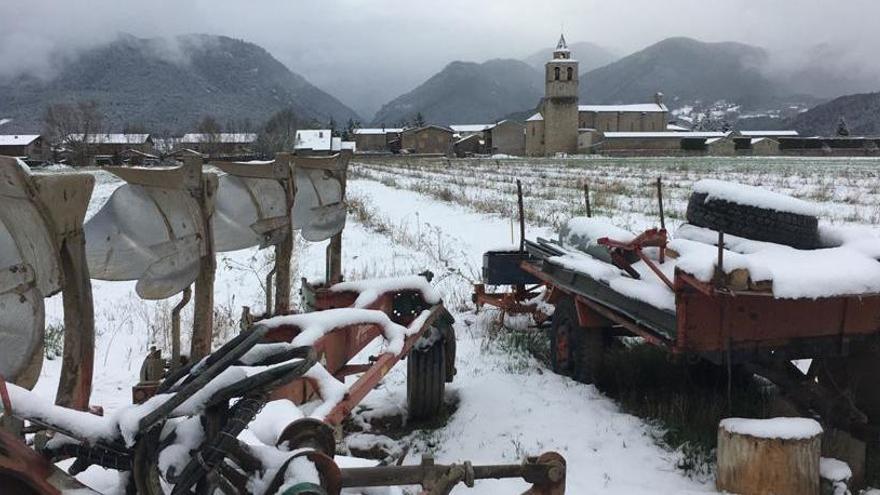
xmin=584 ymin=182 xmax=592 ymax=218
xmin=326 ymin=154 xmax=347 ymax=285
xmin=516 ymin=179 xmax=525 ymax=252
xmin=55 ymin=231 xmax=95 ymax=410
xmin=714 ymin=231 xmax=725 ymax=288
xmin=273 ymin=153 xmax=294 ymax=315
xmin=188 ymin=156 xmax=217 ymax=361
xmin=656 ymin=177 xmax=666 ymax=231
xmin=30 ymin=173 xmax=97 ymax=411
xmin=171 ymin=287 xmax=192 ymax=370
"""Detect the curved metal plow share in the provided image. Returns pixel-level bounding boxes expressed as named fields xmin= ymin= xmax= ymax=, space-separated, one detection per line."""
xmin=213 ymin=152 xmax=350 ymax=317
xmin=84 ymin=154 xmax=219 ymax=360
xmin=292 ymin=153 xmax=350 ymax=284
xmin=0 ymin=156 xmax=95 ymax=409
xmin=212 ymin=155 xmax=294 ymax=315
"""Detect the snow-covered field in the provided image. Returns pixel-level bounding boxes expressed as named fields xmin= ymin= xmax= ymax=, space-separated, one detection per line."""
xmin=33 ymin=156 xmax=880 ymax=493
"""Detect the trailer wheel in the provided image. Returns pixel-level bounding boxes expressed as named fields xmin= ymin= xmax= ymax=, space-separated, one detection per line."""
xmin=549 ymin=297 xmax=577 ymax=376
xmin=686 ymin=192 xmax=820 ymax=249
xmin=571 ymin=326 xmax=608 ymax=385
xmin=407 ymin=327 xmax=447 ymax=421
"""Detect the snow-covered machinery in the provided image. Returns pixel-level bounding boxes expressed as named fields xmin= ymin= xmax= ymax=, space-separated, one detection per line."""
xmin=0 ymin=315 xmax=565 ymax=494
xmin=483 ymin=178 xmax=880 ymax=486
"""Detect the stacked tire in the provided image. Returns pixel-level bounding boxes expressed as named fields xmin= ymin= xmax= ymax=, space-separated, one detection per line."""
xmin=686 ymin=192 xmax=821 ymax=249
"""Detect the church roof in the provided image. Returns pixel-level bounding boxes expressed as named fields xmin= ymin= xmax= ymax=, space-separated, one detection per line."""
xmin=578 ymin=103 xmax=668 ymax=113
xmin=556 ymin=34 xmax=569 ymax=52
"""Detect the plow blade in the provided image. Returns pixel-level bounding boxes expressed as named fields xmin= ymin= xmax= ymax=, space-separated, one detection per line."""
xmin=0 ymin=158 xmax=94 ymax=387
xmin=84 ymin=166 xmax=211 ymax=300
xmin=212 ymin=161 xmax=290 ymax=252
xmin=292 ymin=155 xmax=348 ymax=242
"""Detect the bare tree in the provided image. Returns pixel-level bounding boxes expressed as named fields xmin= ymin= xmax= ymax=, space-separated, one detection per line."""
xmin=254 ymin=108 xmax=298 ymax=158
xmin=43 ymin=101 xmax=104 ymax=166
xmin=196 ymin=115 xmax=223 ymax=157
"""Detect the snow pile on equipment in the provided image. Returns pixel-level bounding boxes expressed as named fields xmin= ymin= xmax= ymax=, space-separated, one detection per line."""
xmin=692 ymin=179 xmax=819 ymax=216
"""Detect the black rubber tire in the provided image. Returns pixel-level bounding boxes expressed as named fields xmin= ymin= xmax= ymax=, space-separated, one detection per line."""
xmin=549 ymin=297 xmax=576 ymax=376
xmin=686 ymin=192 xmax=820 ymax=249
xmin=571 ymin=325 xmax=608 ymax=385
xmin=407 ymin=332 xmax=446 ymax=421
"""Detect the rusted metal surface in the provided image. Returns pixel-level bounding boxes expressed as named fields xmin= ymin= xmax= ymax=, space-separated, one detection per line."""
xmin=339 ymin=451 xmax=566 ymax=494
xmin=598 ymin=228 xmax=670 ymax=285
xmin=674 ymin=270 xmax=880 ymax=356
xmin=0 ymin=158 xmax=96 ymax=408
xmin=473 ymin=283 xmax=549 ymax=323
xmin=0 ymin=429 xmax=99 ymax=494
xmin=264 ymin=300 xmax=449 ymax=426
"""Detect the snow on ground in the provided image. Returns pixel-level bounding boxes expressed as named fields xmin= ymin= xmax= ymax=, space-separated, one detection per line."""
xmin=30 ymin=157 xmax=880 ymax=493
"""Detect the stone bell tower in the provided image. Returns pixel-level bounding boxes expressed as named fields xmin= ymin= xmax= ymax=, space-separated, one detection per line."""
xmin=542 ymin=34 xmax=579 ymax=155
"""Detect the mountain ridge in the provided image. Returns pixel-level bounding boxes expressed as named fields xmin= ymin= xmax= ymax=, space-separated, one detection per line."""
xmin=0 ymin=33 xmax=361 ymax=133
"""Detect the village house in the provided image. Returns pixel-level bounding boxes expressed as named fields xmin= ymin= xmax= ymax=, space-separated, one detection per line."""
xmin=352 ymin=128 xmax=403 ymax=153
xmin=450 ymin=121 xmax=526 ymax=156
xmin=63 ymin=133 xmax=154 ymax=166
xmin=293 ymin=130 xmax=355 ymax=155
xmin=0 ymin=134 xmax=48 ymax=162
xmin=400 ymin=125 xmax=454 ymax=155
xmin=179 ymin=132 xmax=257 ymax=158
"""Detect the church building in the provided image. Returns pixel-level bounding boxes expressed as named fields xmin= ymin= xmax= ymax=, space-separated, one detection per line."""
xmin=525 ymin=35 xmax=669 ymax=156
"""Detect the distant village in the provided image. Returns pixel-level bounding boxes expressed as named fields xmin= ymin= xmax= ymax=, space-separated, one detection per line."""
xmin=1 ymin=34 xmax=878 ymax=166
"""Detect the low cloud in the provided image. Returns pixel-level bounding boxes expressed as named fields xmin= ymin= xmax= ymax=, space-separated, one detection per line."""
xmin=2 ymin=0 xmax=879 ymax=116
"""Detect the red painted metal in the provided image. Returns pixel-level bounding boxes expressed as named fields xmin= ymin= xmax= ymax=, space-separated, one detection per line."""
xmin=473 ymin=283 xmax=549 ymax=323
xmin=524 ymin=244 xmax=880 ymax=358
xmin=266 ymin=282 xmax=449 ymax=426
xmin=599 ymin=228 xmax=672 ymax=289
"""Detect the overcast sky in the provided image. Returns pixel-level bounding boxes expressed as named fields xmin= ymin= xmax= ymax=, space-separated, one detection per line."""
xmin=3 ymin=0 xmax=879 ymax=118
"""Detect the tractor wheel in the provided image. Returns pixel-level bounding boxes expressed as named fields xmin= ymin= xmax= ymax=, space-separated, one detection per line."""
xmin=686 ymin=192 xmax=820 ymax=249
xmin=571 ymin=325 xmax=609 ymax=385
xmin=407 ymin=328 xmax=446 ymax=421
xmin=131 ymin=430 xmax=165 ymax=495
xmin=549 ymin=297 xmax=577 ymax=376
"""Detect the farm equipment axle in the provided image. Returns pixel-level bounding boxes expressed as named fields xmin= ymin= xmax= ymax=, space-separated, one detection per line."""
xmin=340 ymin=452 xmax=566 ymax=495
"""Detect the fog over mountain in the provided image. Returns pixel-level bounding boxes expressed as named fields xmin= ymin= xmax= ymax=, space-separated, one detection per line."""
xmin=2 ymin=1 xmax=880 ymax=122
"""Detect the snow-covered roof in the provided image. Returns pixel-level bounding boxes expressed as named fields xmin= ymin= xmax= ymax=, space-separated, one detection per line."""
xmin=352 ymin=128 xmax=403 ymax=135
xmin=705 ymin=137 xmax=726 ymax=145
xmin=340 ymin=141 xmax=356 ymax=151
xmin=331 ymin=137 xmax=342 ymax=151
xmin=180 ymin=133 xmax=257 ymax=144
xmin=450 ymin=124 xmax=493 ymax=133
xmin=0 ymin=134 xmax=40 ymax=146
xmin=579 ymin=104 xmax=668 ymax=113
xmin=666 ymin=124 xmax=691 ymax=132
xmin=402 ymin=125 xmax=453 ymax=134
xmin=603 ymin=131 xmax=727 ymax=139
xmin=0 ymin=118 xmax=11 ymax=127
xmin=740 ymin=130 xmax=799 ymax=137
xmin=750 ymin=137 xmax=773 ymax=145
xmin=295 ymin=129 xmax=332 ymax=150
xmin=68 ymin=133 xmax=151 ymax=144
xmin=526 ymin=113 xmax=544 ymax=122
